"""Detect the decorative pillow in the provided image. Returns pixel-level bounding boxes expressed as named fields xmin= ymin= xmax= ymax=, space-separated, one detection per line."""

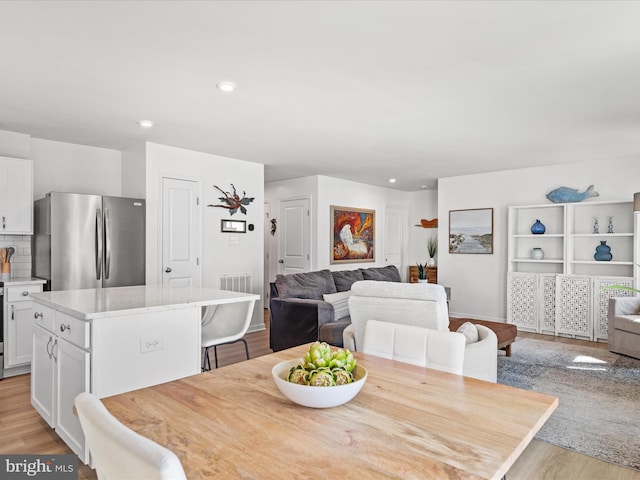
xmin=360 ymin=265 xmax=401 ymax=282
xmin=275 ymin=269 xmax=337 ymax=299
xmin=331 ymin=270 xmax=364 ymax=292
xmin=323 ymin=290 xmax=352 ymax=320
xmin=457 ymin=321 xmax=479 ymax=345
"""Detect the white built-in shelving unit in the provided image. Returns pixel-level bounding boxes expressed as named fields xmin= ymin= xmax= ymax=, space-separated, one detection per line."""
xmin=507 ymin=200 xmax=637 ymax=342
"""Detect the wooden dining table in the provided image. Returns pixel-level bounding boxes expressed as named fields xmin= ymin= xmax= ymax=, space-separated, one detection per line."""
xmin=102 ymin=345 xmax=557 ymax=479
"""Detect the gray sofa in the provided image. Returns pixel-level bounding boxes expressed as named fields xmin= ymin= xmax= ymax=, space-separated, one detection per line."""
xmin=269 ymin=265 xmax=401 ymax=351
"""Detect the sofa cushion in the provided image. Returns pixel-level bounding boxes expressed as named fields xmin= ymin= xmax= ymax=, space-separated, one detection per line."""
xmin=351 ymin=280 xmax=447 ymax=303
xmin=275 ymin=269 xmax=337 ymax=299
xmin=613 ymin=315 xmax=640 ymax=335
xmin=319 ymin=320 xmax=351 ymax=347
xmin=323 ymin=290 xmax=352 ymax=320
xmin=331 ymin=270 xmax=364 ymax=292
xmin=456 ymin=321 xmax=479 ymax=344
xmin=360 ymin=265 xmax=401 ymax=282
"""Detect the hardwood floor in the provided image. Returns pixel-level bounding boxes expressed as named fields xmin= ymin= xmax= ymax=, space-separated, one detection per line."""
xmin=0 ymin=313 xmax=638 ymax=480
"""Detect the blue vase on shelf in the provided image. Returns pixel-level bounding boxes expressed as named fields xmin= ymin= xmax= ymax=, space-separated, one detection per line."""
xmin=531 ymin=219 xmax=546 ymax=235
xmin=594 ymin=241 xmax=612 ymax=261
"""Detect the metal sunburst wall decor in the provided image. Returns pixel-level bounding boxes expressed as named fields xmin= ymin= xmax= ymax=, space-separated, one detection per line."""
xmin=208 ymin=184 xmax=255 ymax=215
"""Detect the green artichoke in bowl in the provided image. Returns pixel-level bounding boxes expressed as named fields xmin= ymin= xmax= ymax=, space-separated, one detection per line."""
xmin=287 ymin=365 xmax=309 ymax=385
xmin=304 ymin=341 xmax=333 ymax=369
xmin=288 ymin=342 xmax=357 ymax=386
xmin=332 ymin=368 xmax=354 ymax=386
xmin=308 ymin=368 xmax=336 ymax=387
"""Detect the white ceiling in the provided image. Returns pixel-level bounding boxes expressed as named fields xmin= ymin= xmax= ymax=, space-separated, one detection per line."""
xmin=1 ymin=1 xmax=639 ymax=191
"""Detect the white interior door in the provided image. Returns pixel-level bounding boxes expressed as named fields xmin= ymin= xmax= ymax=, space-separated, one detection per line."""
xmin=278 ymin=197 xmax=311 ymax=275
xmin=162 ymin=177 xmax=201 ymax=287
xmin=384 ymin=206 xmax=406 ymax=278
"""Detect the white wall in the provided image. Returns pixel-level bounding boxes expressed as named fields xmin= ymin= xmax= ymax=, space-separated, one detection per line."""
xmin=316 ymin=176 xmax=409 ymax=272
xmin=121 ymin=142 xmax=146 ymax=199
xmin=0 ymin=130 xmax=122 ymax=201
xmin=438 ymin=158 xmax=640 ymax=321
xmin=408 ymin=189 xmax=438 ymax=267
xmin=143 ymin=142 xmax=265 ymax=331
xmin=31 ymin=138 xmax=122 ymax=200
xmin=264 ymin=176 xmax=317 ymax=279
xmin=265 ymin=175 xmax=413 ymax=280
xmin=0 ymin=129 xmax=30 ymax=159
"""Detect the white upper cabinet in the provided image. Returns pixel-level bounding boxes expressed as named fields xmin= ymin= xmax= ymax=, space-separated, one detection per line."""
xmin=0 ymin=156 xmax=33 ymax=234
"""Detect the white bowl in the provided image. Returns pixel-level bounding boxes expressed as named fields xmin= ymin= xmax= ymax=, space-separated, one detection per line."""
xmin=272 ymin=359 xmax=368 ymax=408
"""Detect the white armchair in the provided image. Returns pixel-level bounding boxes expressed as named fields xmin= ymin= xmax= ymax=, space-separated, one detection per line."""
xmin=461 ymin=324 xmax=497 ymax=383
xmin=343 ymin=280 xmax=449 ymax=352
xmin=608 ymin=296 xmax=640 ymax=359
xmin=343 ymin=280 xmax=497 ymax=382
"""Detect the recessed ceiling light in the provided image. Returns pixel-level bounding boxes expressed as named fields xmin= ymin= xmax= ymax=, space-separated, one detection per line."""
xmin=217 ymin=81 xmax=237 ymax=92
xmin=388 ymin=178 xmax=397 ymax=183
xmin=138 ymin=120 xmax=154 ymax=128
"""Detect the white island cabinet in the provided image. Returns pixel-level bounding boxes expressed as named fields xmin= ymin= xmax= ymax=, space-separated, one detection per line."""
xmin=30 ymin=285 xmax=259 ymax=463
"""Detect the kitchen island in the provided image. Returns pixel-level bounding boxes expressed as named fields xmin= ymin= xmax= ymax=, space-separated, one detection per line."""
xmin=30 ymin=285 xmax=259 ymax=463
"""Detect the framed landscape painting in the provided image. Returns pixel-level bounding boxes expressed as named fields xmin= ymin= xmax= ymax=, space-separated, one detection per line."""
xmin=330 ymin=206 xmax=375 ymax=264
xmin=449 ymin=208 xmax=494 ymax=254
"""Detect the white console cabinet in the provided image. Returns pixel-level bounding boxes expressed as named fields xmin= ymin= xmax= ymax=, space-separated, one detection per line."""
xmin=508 ymin=200 xmax=636 ymax=341
xmin=507 ymin=272 xmax=556 ymax=335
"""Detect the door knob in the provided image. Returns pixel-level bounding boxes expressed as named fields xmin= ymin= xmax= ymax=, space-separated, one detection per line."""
xmin=165 ymin=267 xmax=172 ymax=273
xmin=278 ymin=259 xmax=284 ymax=264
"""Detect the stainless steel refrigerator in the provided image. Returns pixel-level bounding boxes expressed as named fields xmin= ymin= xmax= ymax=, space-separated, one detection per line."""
xmin=33 ymin=192 xmax=145 ymax=291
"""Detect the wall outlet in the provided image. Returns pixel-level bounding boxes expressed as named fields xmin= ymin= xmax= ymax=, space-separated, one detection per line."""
xmin=140 ymin=337 xmax=163 ymax=353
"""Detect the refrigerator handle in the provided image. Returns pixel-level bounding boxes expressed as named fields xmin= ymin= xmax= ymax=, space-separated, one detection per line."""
xmin=104 ymin=208 xmax=111 ymax=279
xmin=96 ymin=208 xmax=103 ymax=280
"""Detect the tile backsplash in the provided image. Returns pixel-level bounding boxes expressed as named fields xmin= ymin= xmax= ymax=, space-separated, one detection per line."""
xmin=0 ymin=235 xmax=32 ymax=279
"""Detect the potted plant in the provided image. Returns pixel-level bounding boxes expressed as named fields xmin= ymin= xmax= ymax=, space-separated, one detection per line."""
xmin=416 ymin=262 xmax=428 ymax=283
xmin=427 ymin=237 xmax=438 ymax=267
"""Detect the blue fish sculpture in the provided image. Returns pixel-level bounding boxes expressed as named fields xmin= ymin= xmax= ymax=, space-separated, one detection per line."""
xmin=546 ymin=185 xmax=599 ymax=203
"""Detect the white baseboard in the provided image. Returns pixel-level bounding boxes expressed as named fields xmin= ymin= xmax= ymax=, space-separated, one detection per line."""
xmin=448 ymin=311 xmax=506 ymax=323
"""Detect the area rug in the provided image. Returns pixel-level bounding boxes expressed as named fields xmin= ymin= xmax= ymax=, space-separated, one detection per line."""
xmin=497 ymin=338 xmax=640 ymax=470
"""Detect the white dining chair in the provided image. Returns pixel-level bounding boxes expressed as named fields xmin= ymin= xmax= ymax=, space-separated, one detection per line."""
xmin=74 ymin=392 xmax=186 ymax=480
xmin=201 ymin=302 xmax=254 ymax=371
xmin=362 ymin=319 xmax=466 ymax=375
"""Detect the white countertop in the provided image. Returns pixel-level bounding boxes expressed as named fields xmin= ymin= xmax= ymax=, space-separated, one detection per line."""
xmin=31 ymin=285 xmax=260 ymax=320
xmin=1 ymin=277 xmax=47 ymax=286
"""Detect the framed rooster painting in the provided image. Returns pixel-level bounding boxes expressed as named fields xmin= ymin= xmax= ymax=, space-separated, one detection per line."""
xmin=330 ymin=206 xmax=375 ymax=264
